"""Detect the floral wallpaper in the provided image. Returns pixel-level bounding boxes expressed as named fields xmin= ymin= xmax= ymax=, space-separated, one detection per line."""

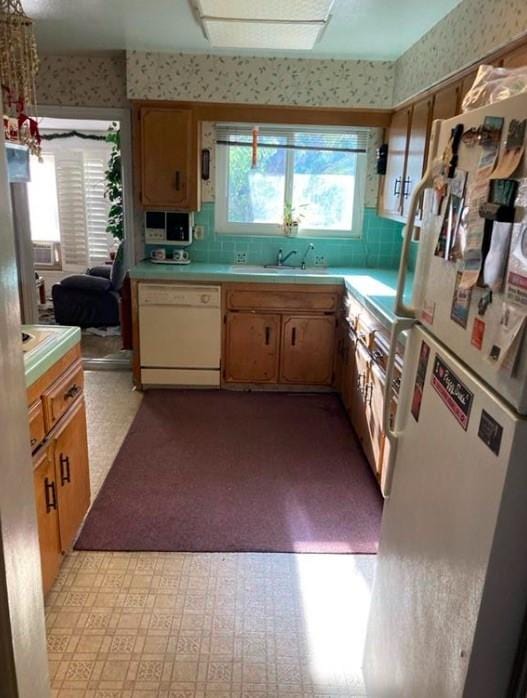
xmin=36 ymin=54 xmax=128 ymax=107
xmin=200 ymin=122 xmax=381 ymax=208
xmin=394 ymin=0 xmax=527 ymax=104
xmin=126 ymin=51 xmax=394 ymax=108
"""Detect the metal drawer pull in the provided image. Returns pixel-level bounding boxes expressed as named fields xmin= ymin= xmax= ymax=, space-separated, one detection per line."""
xmin=291 ymin=327 xmax=296 ymax=346
xmin=393 ymin=177 xmax=401 ymax=197
xmin=265 ymin=326 xmax=271 ymax=345
xmin=45 ymin=477 xmax=57 ymax=512
xmin=30 ymin=437 xmax=37 ymax=446
xmin=64 ymin=384 xmax=81 ymax=401
xmin=175 ymin=170 xmax=181 ymax=191
xmin=59 ymin=453 xmax=71 ymax=485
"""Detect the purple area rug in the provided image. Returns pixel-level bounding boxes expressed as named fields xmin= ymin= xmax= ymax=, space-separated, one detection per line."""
xmin=76 ymin=391 xmax=383 ymax=554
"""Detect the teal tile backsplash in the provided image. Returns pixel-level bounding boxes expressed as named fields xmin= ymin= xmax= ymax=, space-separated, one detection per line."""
xmin=146 ymin=203 xmax=404 ymax=269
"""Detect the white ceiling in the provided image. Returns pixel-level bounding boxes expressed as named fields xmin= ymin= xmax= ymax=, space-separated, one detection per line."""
xmin=24 ymin=0 xmax=463 ymax=60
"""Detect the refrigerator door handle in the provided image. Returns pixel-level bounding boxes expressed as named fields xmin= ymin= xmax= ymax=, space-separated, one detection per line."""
xmin=382 ymin=317 xmax=416 ymax=498
xmin=394 ymin=119 xmax=443 ymax=319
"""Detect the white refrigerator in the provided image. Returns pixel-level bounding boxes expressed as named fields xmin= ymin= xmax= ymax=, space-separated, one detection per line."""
xmin=364 ymin=92 xmax=527 ymax=697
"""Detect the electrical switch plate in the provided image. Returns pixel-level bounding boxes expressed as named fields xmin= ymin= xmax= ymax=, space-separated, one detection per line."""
xmin=234 ymin=252 xmax=248 ymax=264
xmin=314 ymin=255 xmax=327 ymax=266
xmin=193 ymin=225 xmax=205 ymax=240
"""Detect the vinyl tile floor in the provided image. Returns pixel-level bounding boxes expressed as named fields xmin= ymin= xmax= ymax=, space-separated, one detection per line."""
xmin=45 ymin=372 xmax=377 ymax=698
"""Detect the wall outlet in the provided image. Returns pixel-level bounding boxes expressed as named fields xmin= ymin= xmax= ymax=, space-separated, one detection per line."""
xmin=314 ymin=255 xmax=327 ymax=267
xmin=193 ymin=225 xmax=205 ymax=240
xmin=234 ymin=251 xmax=248 ymax=264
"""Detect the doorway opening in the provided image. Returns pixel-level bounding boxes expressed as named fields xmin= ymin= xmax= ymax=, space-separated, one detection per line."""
xmin=11 ymin=109 xmax=134 ymax=370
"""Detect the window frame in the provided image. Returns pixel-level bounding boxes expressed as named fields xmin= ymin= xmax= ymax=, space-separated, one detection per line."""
xmin=215 ymin=124 xmax=367 ymax=239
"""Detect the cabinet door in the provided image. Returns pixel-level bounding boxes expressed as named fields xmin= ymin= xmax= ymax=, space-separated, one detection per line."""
xmin=402 ymin=98 xmax=433 ymax=218
xmin=380 ymin=107 xmax=410 ymax=217
xmin=432 ymin=82 xmax=462 ymax=121
xmin=224 ymin=312 xmax=280 ymax=383
xmin=139 ymin=107 xmax=197 ymax=209
xmin=54 ymin=400 xmax=90 ymax=551
xmin=340 ymin=331 xmax=356 ymax=414
xmin=350 ymin=340 xmax=372 ymax=460
xmin=280 ymin=315 xmax=336 ymax=385
xmin=33 ymin=445 xmax=62 ymax=595
xmin=501 ymin=43 xmax=527 ymax=68
xmin=459 ymin=69 xmax=479 ymax=108
xmin=364 ymin=360 xmax=386 ymax=481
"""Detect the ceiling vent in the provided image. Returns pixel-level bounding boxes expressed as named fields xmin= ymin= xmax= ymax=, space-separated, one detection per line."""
xmin=195 ymin=0 xmax=334 ymax=50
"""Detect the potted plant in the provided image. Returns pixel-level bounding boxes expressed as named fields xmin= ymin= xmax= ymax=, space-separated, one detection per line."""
xmin=105 ymin=122 xmax=123 ymax=258
xmin=282 ymin=202 xmax=305 ymax=237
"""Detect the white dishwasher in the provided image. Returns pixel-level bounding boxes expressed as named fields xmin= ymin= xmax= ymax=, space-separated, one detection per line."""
xmin=138 ymin=284 xmax=221 ymax=386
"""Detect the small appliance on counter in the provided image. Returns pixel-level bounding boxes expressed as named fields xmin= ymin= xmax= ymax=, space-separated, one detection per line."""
xmin=145 ymin=211 xmax=193 ymax=246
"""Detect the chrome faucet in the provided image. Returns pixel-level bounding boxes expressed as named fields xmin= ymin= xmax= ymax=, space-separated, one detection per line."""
xmin=277 ymin=248 xmax=297 ymax=266
xmin=300 ymin=243 xmax=315 ymax=270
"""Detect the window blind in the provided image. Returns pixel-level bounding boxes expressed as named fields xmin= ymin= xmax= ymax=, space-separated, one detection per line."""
xmin=38 ymin=138 xmax=113 ymax=270
xmin=55 ymin=151 xmax=90 ymax=269
xmin=215 ymin=124 xmax=369 ymax=153
xmin=83 ymin=152 xmax=111 ymax=265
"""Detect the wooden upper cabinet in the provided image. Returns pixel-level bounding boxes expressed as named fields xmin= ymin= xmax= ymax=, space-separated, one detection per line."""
xmin=431 ymin=82 xmax=462 ymax=122
xmin=280 ymin=315 xmax=335 ymax=385
xmin=53 ymin=400 xmax=90 ymax=552
xmin=459 ymin=69 xmax=479 ymax=107
xmin=402 ymin=98 xmax=433 ymax=218
xmin=33 ymin=445 xmax=62 ymax=595
xmin=224 ymin=312 xmax=280 ymax=383
xmin=501 ymin=43 xmax=527 ymax=68
xmin=137 ymin=106 xmax=199 ymax=211
xmin=380 ymin=107 xmax=411 ymax=218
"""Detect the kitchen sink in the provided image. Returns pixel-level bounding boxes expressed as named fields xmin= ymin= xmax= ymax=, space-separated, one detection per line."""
xmin=229 ymin=265 xmax=328 ymax=275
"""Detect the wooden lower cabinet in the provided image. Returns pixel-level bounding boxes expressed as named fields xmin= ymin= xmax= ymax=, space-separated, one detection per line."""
xmin=224 ymin=312 xmax=280 ymax=383
xmin=345 ymin=338 xmax=387 ymax=484
xmin=33 ymin=445 xmax=62 ymax=595
xmin=364 ymin=359 xmax=386 ymax=481
xmin=280 ymin=315 xmax=335 ymax=385
xmin=53 ymin=400 xmax=91 ymax=552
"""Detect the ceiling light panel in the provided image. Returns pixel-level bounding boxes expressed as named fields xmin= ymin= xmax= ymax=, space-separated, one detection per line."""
xmin=204 ymin=20 xmax=325 ymax=49
xmin=197 ymin=0 xmax=334 ymax=22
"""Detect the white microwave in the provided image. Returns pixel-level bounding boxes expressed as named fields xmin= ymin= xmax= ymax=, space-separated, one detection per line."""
xmin=145 ymin=211 xmax=193 ymax=246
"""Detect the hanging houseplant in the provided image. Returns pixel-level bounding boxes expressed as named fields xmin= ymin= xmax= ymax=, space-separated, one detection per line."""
xmin=105 ymin=121 xmax=123 ymax=242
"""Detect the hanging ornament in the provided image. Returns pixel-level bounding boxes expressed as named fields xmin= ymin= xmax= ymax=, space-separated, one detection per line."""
xmin=251 ymin=126 xmax=259 ymax=169
xmin=0 ymin=0 xmax=41 ymax=157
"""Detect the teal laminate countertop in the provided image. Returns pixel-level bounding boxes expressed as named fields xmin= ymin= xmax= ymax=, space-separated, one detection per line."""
xmin=23 ymin=325 xmax=81 ymax=388
xmin=131 ymin=261 xmax=413 ymax=329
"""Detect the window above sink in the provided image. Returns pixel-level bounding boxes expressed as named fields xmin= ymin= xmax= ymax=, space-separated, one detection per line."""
xmin=215 ymin=124 xmax=368 ymax=239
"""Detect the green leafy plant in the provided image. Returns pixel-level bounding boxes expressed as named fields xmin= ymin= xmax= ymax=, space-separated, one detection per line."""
xmin=282 ymin=201 xmax=306 ymax=230
xmin=105 ymin=122 xmax=123 ymax=241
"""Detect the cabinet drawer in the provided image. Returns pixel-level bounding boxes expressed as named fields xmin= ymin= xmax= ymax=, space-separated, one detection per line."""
xmin=28 ymin=400 xmax=45 ymax=452
xmin=226 ymin=287 xmax=338 ymax=313
xmin=43 ymin=361 xmax=84 ymax=431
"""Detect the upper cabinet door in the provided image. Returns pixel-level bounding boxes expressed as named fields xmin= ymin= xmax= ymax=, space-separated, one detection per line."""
xmin=380 ymin=107 xmax=411 ymax=219
xmin=431 ymin=82 xmax=462 ymax=122
xmin=138 ymin=107 xmax=199 ymax=211
xmin=501 ymin=43 xmax=527 ymax=68
xmin=402 ymin=98 xmax=433 ymax=218
xmin=459 ymin=69 xmax=478 ymax=108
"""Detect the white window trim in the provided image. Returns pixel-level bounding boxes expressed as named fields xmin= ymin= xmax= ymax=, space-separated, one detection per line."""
xmin=215 ymin=125 xmax=367 ymax=239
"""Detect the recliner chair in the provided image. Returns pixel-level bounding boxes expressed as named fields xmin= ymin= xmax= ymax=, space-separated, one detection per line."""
xmin=52 ymin=242 xmax=126 ymax=328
